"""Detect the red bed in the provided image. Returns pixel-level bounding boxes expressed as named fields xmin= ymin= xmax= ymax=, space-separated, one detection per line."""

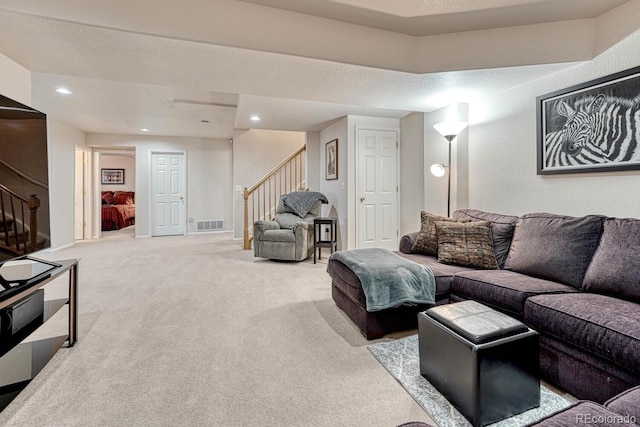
xmin=102 ymin=191 xmax=135 ymax=231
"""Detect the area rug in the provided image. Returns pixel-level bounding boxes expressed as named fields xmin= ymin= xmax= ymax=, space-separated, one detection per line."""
xmin=368 ymin=335 xmax=572 ymax=427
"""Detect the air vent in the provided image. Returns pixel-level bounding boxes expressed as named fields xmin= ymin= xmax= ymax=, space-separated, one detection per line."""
xmin=196 ymin=220 xmax=224 ymax=231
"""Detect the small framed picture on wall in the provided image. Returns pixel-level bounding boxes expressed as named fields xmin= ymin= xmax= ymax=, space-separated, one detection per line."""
xmin=325 ymin=139 xmax=338 ymax=180
xmin=101 ymin=168 xmax=125 ymax=184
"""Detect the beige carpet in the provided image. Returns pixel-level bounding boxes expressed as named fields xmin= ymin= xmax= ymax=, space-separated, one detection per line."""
xmin=0 ymin=229 xmax=434 ymax=427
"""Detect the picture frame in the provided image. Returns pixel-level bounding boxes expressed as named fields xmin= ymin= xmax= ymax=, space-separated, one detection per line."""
xmin=101 ymin=168 xmax=125 ymax=184
xmin=537 ymin=65 xmax=640 ymax=175
xmin=325 ymin=139 xmax=338 ymax=180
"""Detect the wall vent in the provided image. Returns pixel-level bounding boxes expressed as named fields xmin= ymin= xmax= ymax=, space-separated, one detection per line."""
xmin=196 ymin=220 xmax=224 ymax=231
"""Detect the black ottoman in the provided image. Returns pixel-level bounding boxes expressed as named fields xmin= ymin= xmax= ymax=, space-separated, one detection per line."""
xmin=418 ymin=301 xmax=540 ymax=427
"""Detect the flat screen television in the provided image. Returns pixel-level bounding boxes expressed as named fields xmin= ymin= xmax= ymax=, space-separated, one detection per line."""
xmin=0 ymin=94 xmax=50 ymax=261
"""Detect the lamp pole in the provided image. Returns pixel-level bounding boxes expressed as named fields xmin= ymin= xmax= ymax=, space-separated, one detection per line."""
xmin=433 ymin=121 xmax=467 ymax=217
xmin=444 ymin=135 xmax=454 ymax=217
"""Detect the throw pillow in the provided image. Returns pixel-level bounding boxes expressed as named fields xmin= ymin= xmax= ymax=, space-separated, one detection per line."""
xmin=435 ymin=221 xmax=499 ymax=269
xmin=411 ymin=211 xmax=469 ymax=255
xmin=101 ymin=191 xmax=115 ymax=205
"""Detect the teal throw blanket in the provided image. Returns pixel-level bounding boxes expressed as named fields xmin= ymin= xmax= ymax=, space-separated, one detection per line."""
xmin=330 ymin=248 xmax=435 ymax=312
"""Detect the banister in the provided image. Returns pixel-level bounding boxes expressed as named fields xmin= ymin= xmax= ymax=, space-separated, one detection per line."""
xmin=243 ymin=145 xmax=307 ymax=250
xmin=0 ymin=184 xmax=40 ymax=256
xmin=246 ymin=145 xmax=306 ymax=194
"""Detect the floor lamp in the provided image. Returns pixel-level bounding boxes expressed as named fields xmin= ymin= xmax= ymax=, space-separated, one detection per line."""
xmin=432 ymin=121 xmax=468 ymax=217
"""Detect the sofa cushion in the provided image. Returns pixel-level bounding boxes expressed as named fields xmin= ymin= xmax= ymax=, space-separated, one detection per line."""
xmin=605 ymin=385 xmax=640 ymax=420
xmin=452 ymin=270 xmax=578 ymax=318
xmin=582 ymin=218 xmax=640 ymax=303
xmin=396 ymin=252 xmax=478 ymax=297
xmin=260 ymin=229 xmax=296 ymax=243
xmin=411 ymin=211 xmax=469 ymax=255
xmin=504 ymin=213 xmax=604 ymax=288
xmin=274 ymin=212 xmax=314 ymax=230
xmin=452 ymin=209 xmax=518 ymax=269
xmin=328 ymin=253 xmax=476 ymax=308
xmin=525 ymin=293 xmax=640 ymax=374
xmin=527 ymin=401 xmax=622 ymax=426
xmin=435 ymin=221 xmax=499 ymax=270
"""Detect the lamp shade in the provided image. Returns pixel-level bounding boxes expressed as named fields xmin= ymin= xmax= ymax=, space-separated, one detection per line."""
xmin=433 ymin=121 xmax=468 ymax=139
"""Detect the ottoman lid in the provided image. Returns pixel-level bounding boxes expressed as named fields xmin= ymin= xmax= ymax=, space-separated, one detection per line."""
xmin=426 ymin=301 xmax=528 ymax=344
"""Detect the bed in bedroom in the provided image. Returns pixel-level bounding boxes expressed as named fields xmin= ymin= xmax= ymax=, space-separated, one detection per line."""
xmin=101 ymin=191 xmax=135 ymax=231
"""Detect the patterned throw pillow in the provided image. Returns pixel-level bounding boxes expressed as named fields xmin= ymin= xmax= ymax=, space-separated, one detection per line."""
xmin=411 ymin=211 xmax=470 ymax=255
xmin=435 ymin=221 xmax=499 ymax=269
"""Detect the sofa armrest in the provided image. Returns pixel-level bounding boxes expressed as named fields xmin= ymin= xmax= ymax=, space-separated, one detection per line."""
xmin=605 ymin=385 xmax=640 ymax=420
xmin=399 ymin=232 xmax=419 ymax=254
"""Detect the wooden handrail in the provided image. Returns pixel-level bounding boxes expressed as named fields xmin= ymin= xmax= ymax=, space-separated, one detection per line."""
xmin=243 ymin=145 xmax=307 ymax=249
xmin=0 ymin=184 xmax=39 ymax=256
xmin=246 ymin=145 xmax=307 ymax=194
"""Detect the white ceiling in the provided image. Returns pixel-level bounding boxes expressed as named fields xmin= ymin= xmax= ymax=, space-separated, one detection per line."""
xmin=0 ymin=0 xmax=633 ymax=139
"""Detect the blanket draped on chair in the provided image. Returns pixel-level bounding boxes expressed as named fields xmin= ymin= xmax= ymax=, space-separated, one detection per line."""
xmin=281 ymin=191 xmax=328 ymax=217
xmin=329 ymin=248 xmax=436 ymax=312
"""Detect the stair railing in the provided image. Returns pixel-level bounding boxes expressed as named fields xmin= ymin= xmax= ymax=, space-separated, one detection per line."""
xmin=0 ymin=184 xmax=40 ymax=256
xmin=243 ymin=145 xmax=306 ymax=249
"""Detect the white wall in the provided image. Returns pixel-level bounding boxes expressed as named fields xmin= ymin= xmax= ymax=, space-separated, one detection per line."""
xmin=232 ymin=129 xmax=306 ymax=240
xmin=88 ymin=134 xmax=233 ymax=237
xmin=469 ymin=29 xmax=640 ymax=218
xmin=0 ymin=53 xmax=30 ymax=105
xmin=101 ymin=154 xmax=135 ymax=192
xmin=399 ymin=112 xmax=425 ymax=234
xmin=319 ymin=118 xmax=348 ymax=249
xmin=48 ymin=119 xmax=87 ymax=250
xmin=305 ymin=131 xmax=321 ymax=191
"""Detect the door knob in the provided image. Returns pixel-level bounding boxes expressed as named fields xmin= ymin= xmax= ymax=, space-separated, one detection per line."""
xmin=360 ymin=197 xmax=365 ymax=202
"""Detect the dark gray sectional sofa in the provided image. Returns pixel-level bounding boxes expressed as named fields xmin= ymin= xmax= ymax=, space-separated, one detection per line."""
xmin=328 ymin=208 xmax=640 ymax=404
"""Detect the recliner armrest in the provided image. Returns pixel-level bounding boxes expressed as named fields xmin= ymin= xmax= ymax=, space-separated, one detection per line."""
xmin=254 ymin=220 xmax=280 ymax=241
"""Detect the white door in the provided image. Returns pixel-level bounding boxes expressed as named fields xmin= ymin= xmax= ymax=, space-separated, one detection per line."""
xmin=152 ymin=153 xmax=186 ymax=236
xmin=357 ymin=128 xmax=399 ymax=250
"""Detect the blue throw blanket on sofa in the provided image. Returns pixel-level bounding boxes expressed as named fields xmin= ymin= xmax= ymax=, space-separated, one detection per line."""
xmin=330 ymin=248 xmax=435 ymax=312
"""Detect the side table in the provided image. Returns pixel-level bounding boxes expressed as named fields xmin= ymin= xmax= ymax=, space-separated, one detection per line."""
xmin=313 ymin=217 xmax=337 ymax=264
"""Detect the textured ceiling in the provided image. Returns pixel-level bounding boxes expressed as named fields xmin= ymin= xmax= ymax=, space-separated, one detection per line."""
xmin=0 ymin=0 xmax=634 ymax=139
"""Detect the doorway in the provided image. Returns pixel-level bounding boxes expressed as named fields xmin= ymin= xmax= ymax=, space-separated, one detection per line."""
xmin=356 ymin=128 xmax=399 ymax=251
xmin=98 ymin=150 xmax=136 ymax=237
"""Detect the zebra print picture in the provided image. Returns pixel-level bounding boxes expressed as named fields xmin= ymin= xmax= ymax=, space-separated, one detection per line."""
xmin=537 ymin=65 xmax=640 ymax=174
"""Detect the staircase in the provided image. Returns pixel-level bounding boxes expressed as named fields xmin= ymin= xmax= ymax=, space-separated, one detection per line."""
xmin=243 ymin=145 xmax=306 ymax=249
xmin=0 ymin=184 xmax=42 ymax=257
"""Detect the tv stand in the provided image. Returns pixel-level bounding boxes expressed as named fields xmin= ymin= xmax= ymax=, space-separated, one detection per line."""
xmin=0 ymin=258 xmax=78 ymax=411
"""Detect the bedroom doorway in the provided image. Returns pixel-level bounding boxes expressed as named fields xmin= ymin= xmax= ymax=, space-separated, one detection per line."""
xmin=99 ymin=150 xmax=136 ymax=236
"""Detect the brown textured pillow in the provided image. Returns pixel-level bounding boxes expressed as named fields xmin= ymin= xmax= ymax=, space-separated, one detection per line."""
xmin=435 ymin=221 xmax=499 ymax=269
xmin=411 ymin=211 xmax=470 ymax=255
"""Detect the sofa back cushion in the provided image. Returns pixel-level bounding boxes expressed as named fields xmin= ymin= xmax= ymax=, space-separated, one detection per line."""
xmin=582 ymin=218 xmax=640 ymax=302
xmin=452 ymin=209 xmax=519 ymax=269
xmin=504 ymin=213 xmax=604 ymax=288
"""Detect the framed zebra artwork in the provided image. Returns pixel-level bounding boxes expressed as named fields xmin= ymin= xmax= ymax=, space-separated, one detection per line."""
xmin=537 ymin=65 xmax=640 ymax=175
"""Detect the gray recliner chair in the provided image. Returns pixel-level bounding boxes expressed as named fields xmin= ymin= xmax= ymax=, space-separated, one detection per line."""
xmin=253 ymin=191 xmax=328 ymax=261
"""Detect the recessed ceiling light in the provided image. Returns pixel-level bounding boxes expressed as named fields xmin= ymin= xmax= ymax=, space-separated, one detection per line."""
xmin=250 ymin=115 xmax=261 ymax=121
xmin=140 ymin=128 xmax=150 ymax=132
xmin=56 ymin=88 xmax=72 ymax=95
